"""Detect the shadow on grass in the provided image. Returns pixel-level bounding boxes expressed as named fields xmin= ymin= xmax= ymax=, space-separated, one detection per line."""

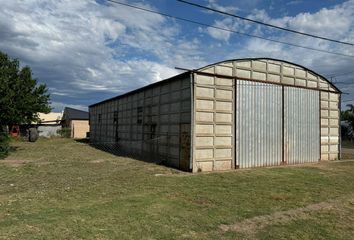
xmin=76 ymin=139 xmax=186 ymax=172
xmin=75 ymin=138 xmax=90 ymax=144
xmin=9 ymin=146 xmax=18 ymax=153
xmin=0 ymin=146 xmax=18 ymax=160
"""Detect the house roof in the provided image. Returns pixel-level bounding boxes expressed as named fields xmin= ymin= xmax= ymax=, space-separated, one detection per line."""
xmin=38 ymin=112 xmax=63 ymax=122
xmin=63 ymin=107 xmax=89 ymax=120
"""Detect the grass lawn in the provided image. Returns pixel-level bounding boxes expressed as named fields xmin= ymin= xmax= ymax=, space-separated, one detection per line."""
xmin=1 ymin=138 xmax=354 ymax=239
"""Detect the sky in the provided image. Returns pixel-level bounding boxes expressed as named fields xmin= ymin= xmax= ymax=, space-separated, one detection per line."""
xmin=1 ymin=0 xmax=354 ymax=112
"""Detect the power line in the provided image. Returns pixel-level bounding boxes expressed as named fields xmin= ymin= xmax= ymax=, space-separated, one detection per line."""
xmin=177 ymin=0 xmax=354 ymax=47
xmin=328 ymin=70 xmax=354 ymax=78
xmin=334 ymin=81 xmax=354 ymax=85
xmin=105 ymin=0 xmax=354 ymax=58
xmin=342 ymin=98 xmax=354 ymax=103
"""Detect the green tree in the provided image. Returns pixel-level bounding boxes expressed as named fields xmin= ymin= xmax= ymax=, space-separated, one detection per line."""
xmin=342 ymin=104 xmax=354 ymax=121
xmin=341 ymin=104 xmax=354 ymax=140
xmin=0 ymin=51 xmax=51 ymax=130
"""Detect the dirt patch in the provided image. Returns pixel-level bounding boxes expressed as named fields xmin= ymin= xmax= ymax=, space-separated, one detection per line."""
xmin=219 ymin=196 xmax=353 ymax=237
xmin=192 ymin=197 xmax=213 ymax=206
xmin=89 ymin=159 xmax=107 ymax=163
xmin=0 ymin=159 xmax=50 ymax=167
xmin=1 ymin=159 xmax=31 ymax=167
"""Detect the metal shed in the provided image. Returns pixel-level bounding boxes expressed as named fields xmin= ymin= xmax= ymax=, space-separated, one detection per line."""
xmin=89 ymin=58 xmax=341 ymax=172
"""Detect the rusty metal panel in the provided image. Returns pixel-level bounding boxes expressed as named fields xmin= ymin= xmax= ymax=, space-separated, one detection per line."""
xmin=236 ymin=80 xmax=283 ymax=168
xmin=284 ymin=87 xmax=320 ymax=164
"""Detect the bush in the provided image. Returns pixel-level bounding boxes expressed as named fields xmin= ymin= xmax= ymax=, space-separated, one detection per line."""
xmin=57 ymin=127 xmax=71 ymax=138
xmin=0 ymin=132 xmax=10 ymax=159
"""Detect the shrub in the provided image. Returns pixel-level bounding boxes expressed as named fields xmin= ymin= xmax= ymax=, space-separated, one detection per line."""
xmin=0 ymin=132 xmax=10 ymax=159
xmin=57 ymin=127 xmax=71 ymax=138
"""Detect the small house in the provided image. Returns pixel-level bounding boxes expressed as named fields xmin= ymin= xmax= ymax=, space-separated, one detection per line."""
xmin=62 ymin=107 xmax=89 ymax=139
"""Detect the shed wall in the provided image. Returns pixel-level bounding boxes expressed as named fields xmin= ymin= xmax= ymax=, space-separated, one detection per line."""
xmin=192 ymin=74 xmax=235 ymax=172
xmin=320 ymin=92 xmax=340 ymax=160
xmin=192 ymin=59 xmax=340 ymax=172
xmin=89 ymin=77 xmax=191 ymax=170
xmin=90 ymin=58 xmax=339 ymax=172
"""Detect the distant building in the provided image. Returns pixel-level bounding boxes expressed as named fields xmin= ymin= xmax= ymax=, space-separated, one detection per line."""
xmin=37 ymin=112 xmax=62 ymax=137
xmin=62 ymin=107 xmax=89 ymax=139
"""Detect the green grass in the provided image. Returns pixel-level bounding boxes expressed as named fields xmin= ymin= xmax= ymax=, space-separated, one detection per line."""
xmin=1 ymin=138 xmax=354 ymax=239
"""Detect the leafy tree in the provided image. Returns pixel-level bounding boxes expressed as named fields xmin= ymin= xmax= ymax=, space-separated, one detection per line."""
xmin=0 ymin=51 xmax=51 ymax=131
xmin=341 ymin=104 xmax=354 ymax=140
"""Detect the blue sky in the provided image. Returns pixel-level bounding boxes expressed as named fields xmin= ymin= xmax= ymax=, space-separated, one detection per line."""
xmin=1 ymin=0 xmax=353 ymax=112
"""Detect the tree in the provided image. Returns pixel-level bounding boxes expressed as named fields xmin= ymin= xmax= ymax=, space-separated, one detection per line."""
xmin=341 ymin=104 xmax=354 ymax=140
xmin=0 ymin=51 xmax=51 ymax=131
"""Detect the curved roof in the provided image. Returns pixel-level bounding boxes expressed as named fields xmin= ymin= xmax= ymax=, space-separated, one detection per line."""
xmin=197 ymin=58 xmax=340 ymax=93
xmin=90 ymin=58 xmax=340 ymax=107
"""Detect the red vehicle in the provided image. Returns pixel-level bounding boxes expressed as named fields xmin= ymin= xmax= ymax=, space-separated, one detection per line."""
xmin=10 ymin=125 xmax=20 ymax=138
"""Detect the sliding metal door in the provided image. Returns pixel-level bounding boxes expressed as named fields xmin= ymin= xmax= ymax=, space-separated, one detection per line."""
xmin=284 ymin=87 xmax=320 ymax=164
xmin=236 ymin=80 xmax=283 ymax=168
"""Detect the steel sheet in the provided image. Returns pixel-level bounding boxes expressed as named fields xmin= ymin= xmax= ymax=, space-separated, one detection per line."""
xmin=284 ymin=87 xmax=320 ymax=164
xmin=236 ymin=80 xmax=283 ymax=168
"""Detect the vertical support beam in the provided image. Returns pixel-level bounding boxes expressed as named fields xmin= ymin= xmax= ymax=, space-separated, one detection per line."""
xmin=157 ymin=85 xmax=161 ymax=159
xmin=166 ymin=83 xmax=171 ymax=165
xmin=129 ymin=97 xmax=133 ymax=151
xmin=282 ymin=86 xmax=285 ymax=164
xmin=234 ymin=78 xmax=238 ymax=169
xmin=189 ymin=72 xmax=195 ymax=171
xmin=141 ymin=91 xmax=145 ymax=156
xmin=339 ymin=93 xmax=342 ymax=160
xmin=178 ymin=80 xmax=182 ymax=168
xmin=319 ymin=91 xmax=321 ymax=161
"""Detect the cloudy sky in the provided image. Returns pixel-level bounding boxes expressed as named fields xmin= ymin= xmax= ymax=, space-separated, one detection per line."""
xmin=1 ymin=0 xmax=354 ymax=112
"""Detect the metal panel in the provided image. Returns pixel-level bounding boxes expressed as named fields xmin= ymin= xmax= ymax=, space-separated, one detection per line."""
xmin=284 ymin=87 xmax=320 ymax=164
xmin=236 ymin=80 xmax=283 ymax=168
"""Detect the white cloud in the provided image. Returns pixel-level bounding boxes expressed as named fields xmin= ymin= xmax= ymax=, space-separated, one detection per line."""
xmin=1 ymin=0 xmax=354 ymax=110
xmin=287 ymin=0 xmax=302 ymax=6
xmin=207 ymin=17 xmax=240 ymax=41
xmin=207 ymin=0 xmax=239 ymax=13
xmin=267 ymin=2 xmax=354 ymax=39
xmin=210 ymin=1 xmax=354 ymax=67
xmin=0 ymin=0 xmax=205 ymax=109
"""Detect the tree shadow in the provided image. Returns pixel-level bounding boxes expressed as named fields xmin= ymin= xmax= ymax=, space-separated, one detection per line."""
xmin=9 ymin=146 xmax=18 ymax=153
xmin=0 ymin=146 xmax=18 ymax=160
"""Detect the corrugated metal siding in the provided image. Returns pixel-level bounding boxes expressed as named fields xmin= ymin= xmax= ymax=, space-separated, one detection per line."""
xmin=236 ymin=80 xmax=283 ymax=168
xmin=284 ymin=87 xmax=320 ymax=164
